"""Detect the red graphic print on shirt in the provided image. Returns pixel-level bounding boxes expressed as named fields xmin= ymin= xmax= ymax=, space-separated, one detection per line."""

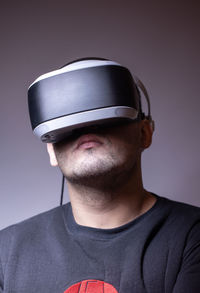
xmin=64 ymin=279 xmax=118 ymax=293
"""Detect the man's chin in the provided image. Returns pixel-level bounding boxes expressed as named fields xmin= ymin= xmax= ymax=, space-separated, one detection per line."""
xmin=65 ymin=162 xmax=117 ymax=186
xmin=71 ymin=148 xmax=109 ymax=167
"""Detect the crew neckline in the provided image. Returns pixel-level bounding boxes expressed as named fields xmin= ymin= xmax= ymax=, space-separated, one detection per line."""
xmin=61 ymin=194 xmax=166 ymax=240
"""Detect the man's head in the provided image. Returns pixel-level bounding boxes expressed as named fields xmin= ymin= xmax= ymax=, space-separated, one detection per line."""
xmin=29 ymin=57 xmax=154 ymax=190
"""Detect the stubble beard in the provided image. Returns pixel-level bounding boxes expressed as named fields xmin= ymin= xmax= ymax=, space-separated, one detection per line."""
xmin=58 ymin=147 xmax=139 ymax=194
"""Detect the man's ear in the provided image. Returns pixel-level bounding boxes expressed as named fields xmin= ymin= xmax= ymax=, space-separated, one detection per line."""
xmin=140 ymin=119 xmax=154 ymax=150
xmin=47 ymin=143 xmax=58 ymax=166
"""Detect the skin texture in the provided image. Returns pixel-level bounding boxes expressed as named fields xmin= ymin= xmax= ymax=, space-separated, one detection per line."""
xmin=47 ymin=120 xmax=156 ymax=229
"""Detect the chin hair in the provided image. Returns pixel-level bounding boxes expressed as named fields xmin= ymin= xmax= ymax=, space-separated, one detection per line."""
xmin=65 ymin=160 xmax=136 ymax=192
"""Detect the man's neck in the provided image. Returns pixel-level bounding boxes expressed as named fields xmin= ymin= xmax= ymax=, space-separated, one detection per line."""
xmin=67 ymin=182 xmax=156 ymax=229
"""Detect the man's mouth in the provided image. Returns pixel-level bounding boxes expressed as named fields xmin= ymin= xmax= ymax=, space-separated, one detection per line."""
xmin=76 ymin=134 xmax=103 ymax=150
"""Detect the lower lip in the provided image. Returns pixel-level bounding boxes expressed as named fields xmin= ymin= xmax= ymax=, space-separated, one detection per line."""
xmin=78 ymin=141 xmax=102 ymax=149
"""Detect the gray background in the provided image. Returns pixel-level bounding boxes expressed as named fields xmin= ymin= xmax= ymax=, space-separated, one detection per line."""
xmin=1 ymin=0 xmax=200 ymax=229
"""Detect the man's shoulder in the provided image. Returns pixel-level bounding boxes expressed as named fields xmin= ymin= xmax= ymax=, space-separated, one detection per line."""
xmin=157 ymin=195 xmax=200 ymax=229
xmin=161 ymin=195 xmax=200 ymax=216
xmin=0 ymin=204 xmax=68 ymax=244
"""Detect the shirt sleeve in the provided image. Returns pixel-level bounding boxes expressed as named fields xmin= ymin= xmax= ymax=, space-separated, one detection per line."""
xmin=0 ymin=260 xmax=3 ymax=293
xmin=172 ymin=221 xmax=200 ymax=292
xmin=0 ymin=236 xmax=4 ymax=293
xmin=0 ymin=227 xmax=13 ymax=293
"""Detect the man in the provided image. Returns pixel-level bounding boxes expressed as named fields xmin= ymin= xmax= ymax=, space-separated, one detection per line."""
xmin=0 ymin=58 xmax=200 ymax=293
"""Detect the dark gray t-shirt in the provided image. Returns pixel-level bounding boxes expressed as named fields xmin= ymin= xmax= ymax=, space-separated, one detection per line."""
xmin=1 ymin=195 xmax=200 ymax=293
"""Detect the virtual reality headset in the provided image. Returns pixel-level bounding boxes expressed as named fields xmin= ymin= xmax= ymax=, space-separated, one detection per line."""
xmin=28 ymin=58 xmax=151 ymax=143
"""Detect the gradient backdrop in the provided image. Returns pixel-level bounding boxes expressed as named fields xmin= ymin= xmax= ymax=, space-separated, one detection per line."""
xmin=1 ymin=1 xmax=200 ymax=229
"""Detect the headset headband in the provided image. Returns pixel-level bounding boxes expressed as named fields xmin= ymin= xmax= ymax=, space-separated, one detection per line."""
xmin=28 ymin=58 xmax=153 ymax=142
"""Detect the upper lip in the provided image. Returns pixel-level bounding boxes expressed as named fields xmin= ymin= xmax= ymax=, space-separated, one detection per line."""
xmin=75 ymin=134 xmax=103 ymax=149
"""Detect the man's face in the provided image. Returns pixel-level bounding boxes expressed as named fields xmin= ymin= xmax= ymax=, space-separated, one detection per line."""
xmin=47 ymin=120 xmax=152 ymax=187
